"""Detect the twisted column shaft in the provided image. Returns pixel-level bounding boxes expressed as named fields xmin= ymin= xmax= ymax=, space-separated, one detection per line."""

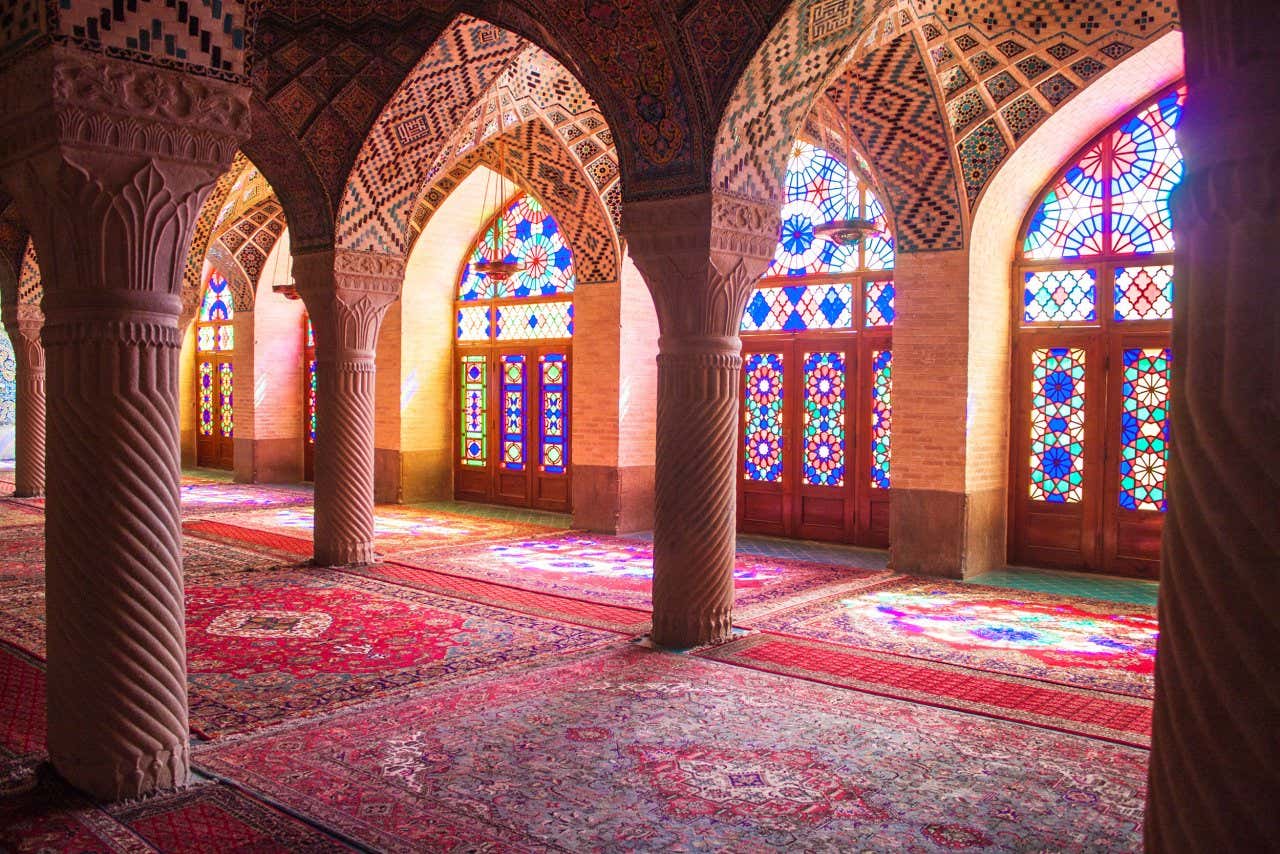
xmin=6 ymin=308 xmax=45 ymax=497
xmin=1145 ymin=10 xmax=1280 ymax=846
xmin=625 ymin=192 xmax=778 ymax=648
xmin=44 ymin=310 xmax=188 ymax=798
xmin=0 ymin=45 xmax=248 ymax=800
xmin=651 ymin=340 xmax=742 ymax=646
xmin=295 ymin=250 xmax=401 ymax=567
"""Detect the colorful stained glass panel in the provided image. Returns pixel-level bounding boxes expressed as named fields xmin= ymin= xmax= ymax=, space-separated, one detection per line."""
xmin=1115 ymin=265 xmax=1174 ymax=321
xmin=540 ymin=355 xmax=568 ymax=473
xmin=743 ymin=353 xmax=784 ymax=483
xmin=197 ymin=326 xmax=216 ymax=351
xmin=199 ymin=361 xmax=213 ymax=437
xmin=1024 ymin=269 xmax=1097 ymax=323
xmin=1110 ymin=87 xmax=1185 ymax=255
xmin=216 ymin=324 xmax=234 ymax=352
xmin=741 ymin=283 xmax=854 ymax=332
xmin=496 ymin=301 xmax=573 ymax=341
xmin=199 ymin=273 xmax=234 ymax=321
xmin=457 ymin=306 xmax=491 ymax=342
xmin=459 ymin=194 xmax=576 ymax=302
xmin=1023 ymin=144 xmax=1106 ymax=260
xmin=307 ymin=359 xmax=317 ymax=445
xmin=1029 ymin=348 xmax=1086 ymax=503
xmin=502 ymin=356 xmax=526 ymax=471
xmin=218 ymin=362 xmax=233 ymax=438
xmin=461 ymin=356 xmax=487 ymax=467
xmin=865 ymin=280 xmax=895 ymax=327
xmin=766 ymin=142 xmax=861 ymax=277
xmin=802 ymin=351 xmax=846 ymax=487
xmin=1120 ymin=348 xmax=1171 ymax=511
xmin=871 ymin=350 xmax=892 ymax=489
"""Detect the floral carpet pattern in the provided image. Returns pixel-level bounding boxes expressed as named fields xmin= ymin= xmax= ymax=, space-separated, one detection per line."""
xmin=185 ymin=568 xmax=617 ymax=736
xmin=178 ymin=482 xmax=314 ymax=515
xmin=198 ymin=645 xmax=1148 ymax=852
xmin=752 ymin=576 xmax=1158 ymax=697
xmin=396 ymin=533 xmax=888 ymax=616
xmin=185 ymin=505 xmax=552 ymax=560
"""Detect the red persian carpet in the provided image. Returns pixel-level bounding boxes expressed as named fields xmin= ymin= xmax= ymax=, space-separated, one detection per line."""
xmin=178 ymin=482 xmax=314 ymax=516
xmin=393 ymin=533 xmax=888 ymax=617
xmin=184 ymin=567 xmax=619 ymax=737
xmin=698 ymin=632 xmax=1152 ymax=747
xmin=196 ymin=644 xmax=1148 ymax=852
xmin=0 ymin=646 xmax=45 ymax=764
xmin=184 ymin=505 xmax=552 ymax=560
xmin=748 ymin=576 xmax=1158 ymax=698
xmin=0 ymin=769 xmax=344 ymax=853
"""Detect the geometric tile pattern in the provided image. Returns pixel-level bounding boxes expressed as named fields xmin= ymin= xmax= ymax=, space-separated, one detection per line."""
xmin=409 ymin=119 xmax=620 ymax=285
xmin=406 ymin=45 xmax=623 ymax=259
xmin=180 ymin=155 xmax=253 ymax=324
xmin=825 ymin=33 xmax=966 ymax=252
xmin=209 ymin=198 xmax=289 ymax=311
xmin=16 ymin=239 xmax=39 ymax=307
xmin=335 ymin=16 xmax=526 ymax=256
xmin=2 ymin=0 xmax=248 ymax=81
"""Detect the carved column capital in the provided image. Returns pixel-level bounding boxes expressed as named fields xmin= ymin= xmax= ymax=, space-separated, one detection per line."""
xmin=624 ymin=191 xmax=779 ymax=340
xmin=294 ymin=248 xmax=404 ymax=360
xmin=4 ymin=304 xmax=45 ymax=372
xmin=0 ymin=46 xmax=250 ymax=315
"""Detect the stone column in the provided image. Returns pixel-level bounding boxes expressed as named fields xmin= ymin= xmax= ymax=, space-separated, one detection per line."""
xmin=294 ymin=249 xmax=402 ymax=566
xmin=0 ymin=48 xmax=248 ymax=800
xmin=626 ymin=193 xmax=776 ymax=647
xmin=4 ymin=304 xmax=46 ymax=497
xmin=1145 ymin=3 xmax=1280 ymax=849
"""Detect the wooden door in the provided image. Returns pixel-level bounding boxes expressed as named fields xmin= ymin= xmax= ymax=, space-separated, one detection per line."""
xmin=196 ymin=356 xmax=234 ymax=470
xmin=738 ymin=333 xmax=889 ymax=546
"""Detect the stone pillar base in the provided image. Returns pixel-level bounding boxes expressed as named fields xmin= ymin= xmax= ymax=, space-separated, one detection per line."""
xmin=572 ymin=464 xmax=655 ymax=533
xmin=891 ymin=488 xmax=1006 ymax=578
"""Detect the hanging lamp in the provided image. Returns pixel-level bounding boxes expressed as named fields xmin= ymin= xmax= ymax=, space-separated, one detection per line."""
xmin=811 ymin=118 xmax=880 ymax=248
xmin=471 ymin=94 xmax=525 ymax=283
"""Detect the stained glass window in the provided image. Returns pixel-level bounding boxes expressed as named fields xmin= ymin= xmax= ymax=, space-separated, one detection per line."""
xmin=1023 ymin=269 xmax=1097 ymax=323
xmin=1110 ymin=90 xmax=1184 ymax=255
xmin=539 ymin=355 xmax=567 ymax=474
xmin=1119 ymin=348 xmax=1171 ymax=511
xmin=741 ymin=283 xmax=854 ymax=332
xmin=766 ymin=141 xmax=894 ymax=277
xmin=1115 ymin=265 xmax=1173 ymax=322
xmin=305 ymin=317 xmax=316 ymax=446
xmin=865 ymin=280 xmax=895 ymax=328
xmin=871 ymin=350 xmax=892 ymax=489
xmin=458 ymin=194 xmax=576 ymax=302
xmin=461 ymin=356 xmax=487 ymax=467
xmin=502 ymin=355 xmax=526 ymax=471
xmin=457 ymin=306 xmax=491 ymax=342
xmin=218 ymin=362 xmax=234 ymax=438
xmin=199 ymin=361 xmax=214 ymax=437
xmin=199 ymin=272 xmax=234 ymax=321
xmin=802 ymin=351 xmax=846 ymax=487
xmin=0 ymin=330 xmax=14 ymax=431
xmin=496 ymin=302 xmax=573 ymax=341
xmin=1023 ymin=149 xmax=1106 ymax=260
xmin=1028 ymin=348 xmax=1086 ymax=503
xmin=743 ymin=353 xmax=784 ymax=483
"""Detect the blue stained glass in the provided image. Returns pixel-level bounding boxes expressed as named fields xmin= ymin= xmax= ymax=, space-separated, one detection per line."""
xmin=199 ymin=272 xmax=234 ymax=321
xmin=458 ymin=193 xmax=575 ymax=303
xmin=539 ymin=354 xmax=568 ymax=474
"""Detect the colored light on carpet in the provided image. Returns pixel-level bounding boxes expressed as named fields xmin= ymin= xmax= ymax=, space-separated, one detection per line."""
xmin=398 ymin=533 xmax=885 ymax=615
xmin=185 ymin=568 xmax=617 ymax=737
xmin=179 ymin=483 xmax=313 ymax=514
xmin=754 ymin=577 xmax=1157 ymax=698
xmin=0 ymin=502 xmax=43 ymax=528
xmin=197 ymin=645 xmax=1147 ymax=851
xmin=184 ymin=505 xmax=551 ymax=558
xmin=700 ymin=633 xmax=1152 ymax=747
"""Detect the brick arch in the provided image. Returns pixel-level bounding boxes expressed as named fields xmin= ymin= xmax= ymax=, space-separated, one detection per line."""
xmin=408 ymin=118 xmax=620 ymax=285
xmin=206 ymin=198 xmax=290 ymax=312
xmin=712 ymin=0 xmax=1181 ymax=225
xmin=334 ymin=17 xmax=530 ymax=256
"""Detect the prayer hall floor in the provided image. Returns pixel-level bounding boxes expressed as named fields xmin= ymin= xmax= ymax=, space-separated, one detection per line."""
xmin=0 ymin=474 xmax=1156 ymax=851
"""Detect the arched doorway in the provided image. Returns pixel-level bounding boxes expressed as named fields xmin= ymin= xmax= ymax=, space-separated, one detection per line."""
xmin=1010 ymin=84 xmax=1184 ymax=578
xmin=453 ymin=192 xmax=574 ymax=512
xmin=738 ymin=140 xmax=895 ymax=546
xmin=195 ymin=271 xmax=235 ymax=469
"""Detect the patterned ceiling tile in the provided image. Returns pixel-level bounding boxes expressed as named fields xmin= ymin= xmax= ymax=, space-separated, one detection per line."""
xmin=958 ymin=118 xmax=1008 ymax=208
xmin=1037 ymin=73 xmax=1079 ymax=107
xmin=334 ymin=16 xmax=525 ymax=255
xmin=17 ymin=239 xmax=39 ymax=307
xmin=984 ymin=70 xmax=1021 ymax=105
xmin=825 ymin=32 xmax=966 ymax=252
xmin=1000 ymin=93 xmax=1046 ymax=141
xmin=1015 ymin=54 xmax=1052 ymax=80
xmin=949 ymin=88 xmax=990 ymax=133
